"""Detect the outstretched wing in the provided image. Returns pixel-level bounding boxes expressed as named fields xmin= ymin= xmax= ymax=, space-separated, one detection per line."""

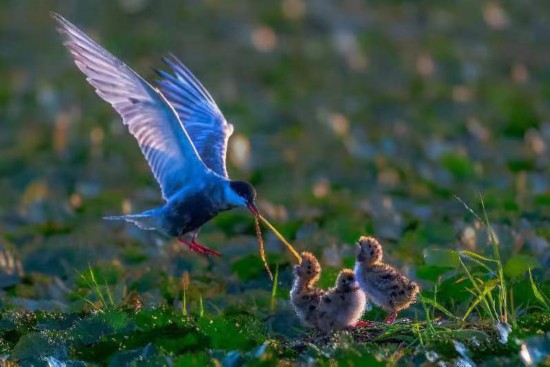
xmin=53 ymin=13 xmax=209 ymax=200
xmin=156 ymin=55 xmax=234 ymax=178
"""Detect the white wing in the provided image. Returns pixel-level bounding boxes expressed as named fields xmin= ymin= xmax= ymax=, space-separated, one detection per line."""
xmin=156 ymin=55 xmax=234 ymax=178
xmin=53 ymin=13 xmax=209 ymax=200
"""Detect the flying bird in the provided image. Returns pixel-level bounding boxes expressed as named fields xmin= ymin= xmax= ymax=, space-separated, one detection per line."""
xmin=53 ymin=13 xmax=259 ymax=257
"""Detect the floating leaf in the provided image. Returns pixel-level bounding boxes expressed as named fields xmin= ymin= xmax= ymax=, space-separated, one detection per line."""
xmin=71 ymin=310 xmax=133 ymax=345
xmin=11 ymin=332 xmax=68 ymax=361
xmin=504 ymin=255 xmax=539 ymax=278
xmin=108 ymin=343 xmax=161 ymax=367
xmin=423 ymin=248 xmax=460 ymax=268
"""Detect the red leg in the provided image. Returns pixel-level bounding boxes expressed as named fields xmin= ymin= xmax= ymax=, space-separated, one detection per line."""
xmin=177 ymin=232 xmax=221 ymax=257
xmin=352 ymin=320 xmax=374 ymax=328
xmin=191 ymin=238 xmax=221 ymax=257
xmin=384 ymin=311 xmax=397 ymax=324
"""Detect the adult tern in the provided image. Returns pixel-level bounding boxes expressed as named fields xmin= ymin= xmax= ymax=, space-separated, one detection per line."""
xmin=53 ymin=13 xmax=259 ymax=257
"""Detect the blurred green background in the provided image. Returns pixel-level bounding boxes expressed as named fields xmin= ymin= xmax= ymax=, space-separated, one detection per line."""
xmin=1 ymin=0 xmax=550 ymax=325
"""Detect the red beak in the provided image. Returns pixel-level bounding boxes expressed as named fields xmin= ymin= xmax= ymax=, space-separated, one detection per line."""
xmin=247 ymin=202 xmax=260 ymax=217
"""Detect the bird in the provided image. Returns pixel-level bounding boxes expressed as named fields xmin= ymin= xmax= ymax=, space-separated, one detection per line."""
xmin=315 ymin=269 xmax=367 ymax=333
xmin=354 ymin=236 xmax=419 ymax=324
xmin=290 ymin=252 xmax=325 ymax=328
xmin=52 ymin=13 xmax=260 ymax=257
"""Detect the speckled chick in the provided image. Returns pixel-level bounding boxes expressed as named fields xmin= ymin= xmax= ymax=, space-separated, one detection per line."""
xmin=316 ymin=269 xmax=367 ymax=333
xmin=290 ymin=252 xmax=324 ymax=328
xmin=354 ymin=236 xmax=419 ymax=324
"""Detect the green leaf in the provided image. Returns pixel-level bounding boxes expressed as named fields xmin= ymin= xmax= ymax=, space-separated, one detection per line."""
xmin=108 ymin=343 xmax=164 ymax=367
xmin=174 ymin=352 xmax=214 ymax=367
xmin=197 ymin=315 xmax=263 ymax=351
xmin=534 ymin=193 xmax=550 ymax=207
xmin=11 ymin=332 xmax=68 ymax=360
xmin=71 ymin=310 xmax=133 ymax=345
xmin=504 ymin=255 xmax=539 ymax=278
xmin=441 ymin=153 xmax=476 ymax=179
xmin=317 ymin=266 xmax=340 ymax=289
xmin=423 ymin=248 xmax=459 ymax=268
xmin=433 ymin=274 xmax=471 ymax=304
xmin=415 ymin=265 xmax=453 ymax=282
xmin=502 ymin=95 xmax=539 ymax=137
xmin=451 ymin=329 xmax=490 ymax=342
xmin=231 ymin=254 xmax=278 ymax=281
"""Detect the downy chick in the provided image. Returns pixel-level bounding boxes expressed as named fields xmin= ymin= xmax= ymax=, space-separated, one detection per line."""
xmin=354 ymin=236 xmax=419 ymax=324
xmin=290 ymin=252 xmax=324 ymax=328
xmin=316 ymin=269 xmax=367 ymax=333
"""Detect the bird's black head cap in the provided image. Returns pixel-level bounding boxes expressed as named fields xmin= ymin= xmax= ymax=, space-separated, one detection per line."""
xmin=230 ymin=181 xmax=256 ymax=203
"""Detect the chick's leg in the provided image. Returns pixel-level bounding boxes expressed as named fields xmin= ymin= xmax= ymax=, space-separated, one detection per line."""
xmin=384 ymin=311 xmax=397 ymax=324
xmin=351 ymin=320 xmax=374 ymax=328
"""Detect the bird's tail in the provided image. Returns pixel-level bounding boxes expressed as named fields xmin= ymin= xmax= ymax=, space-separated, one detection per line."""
xmin=103 ymin=210 xmax=158 ymax=231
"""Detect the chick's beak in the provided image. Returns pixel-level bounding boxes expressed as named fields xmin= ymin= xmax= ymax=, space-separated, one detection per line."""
xmin=247 ymin=202 xmax=260 ymax=217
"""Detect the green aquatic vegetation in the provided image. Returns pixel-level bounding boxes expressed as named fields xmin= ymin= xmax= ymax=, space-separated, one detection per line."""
xmin=529 ymin=269 xmax=550 ymax=311
xmin=440 ymin=153 xmax=477 ymax=180
xmin=0 ymin=301 xmax=549 ymax=365
xmin=74 ymin=266 xmax=118 ymax=310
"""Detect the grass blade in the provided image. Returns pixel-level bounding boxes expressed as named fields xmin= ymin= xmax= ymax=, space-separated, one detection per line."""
xmin=462 ymin=280 xmax=498 ymax=321
xmin=460 ymin=252 xmax=497 ymax=276
xmin=529 ymin=268 xmax=550 ymax=310
xmin=270 ymin=264 xmax=279 ymax=312
xmin=459 ymin=257 xmax=496 ymax=321
xmin=419 ymin=295 xmax=459 ymax=320
xmin=199 ymin=294 xmax=204 ymax=318
xmin=480 ymin=194 xmax=507 ymax=323
xmin=460 ymin=250 xmax=500 ymax=264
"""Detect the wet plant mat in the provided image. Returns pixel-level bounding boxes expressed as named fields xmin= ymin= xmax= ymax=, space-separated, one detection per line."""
xmin=1 ymin=310 xmax=548 ymax=365
xmin=278 ymin=316 xmax=550 ymax=365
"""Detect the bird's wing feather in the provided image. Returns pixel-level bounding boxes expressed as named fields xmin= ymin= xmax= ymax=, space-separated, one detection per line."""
xmin=53 ymin=13 xmax=209 ymax=200
xmin=156 ymin=55 xmax=234 ymax=178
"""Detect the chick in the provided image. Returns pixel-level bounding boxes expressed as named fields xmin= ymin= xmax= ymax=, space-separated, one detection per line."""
xmin=290 ymin=252 xmax=324 ymax=328
xmin=316 ymin=269 xmax=367 ymax=333
xmin=354 ymin=236 xmax=419 ymax=324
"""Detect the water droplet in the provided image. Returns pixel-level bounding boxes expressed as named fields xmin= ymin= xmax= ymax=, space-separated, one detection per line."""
xmin=425 ymin=350 xmax=439 ymax=362
xmin=496 ymin=322 xmax=512 ymax=344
